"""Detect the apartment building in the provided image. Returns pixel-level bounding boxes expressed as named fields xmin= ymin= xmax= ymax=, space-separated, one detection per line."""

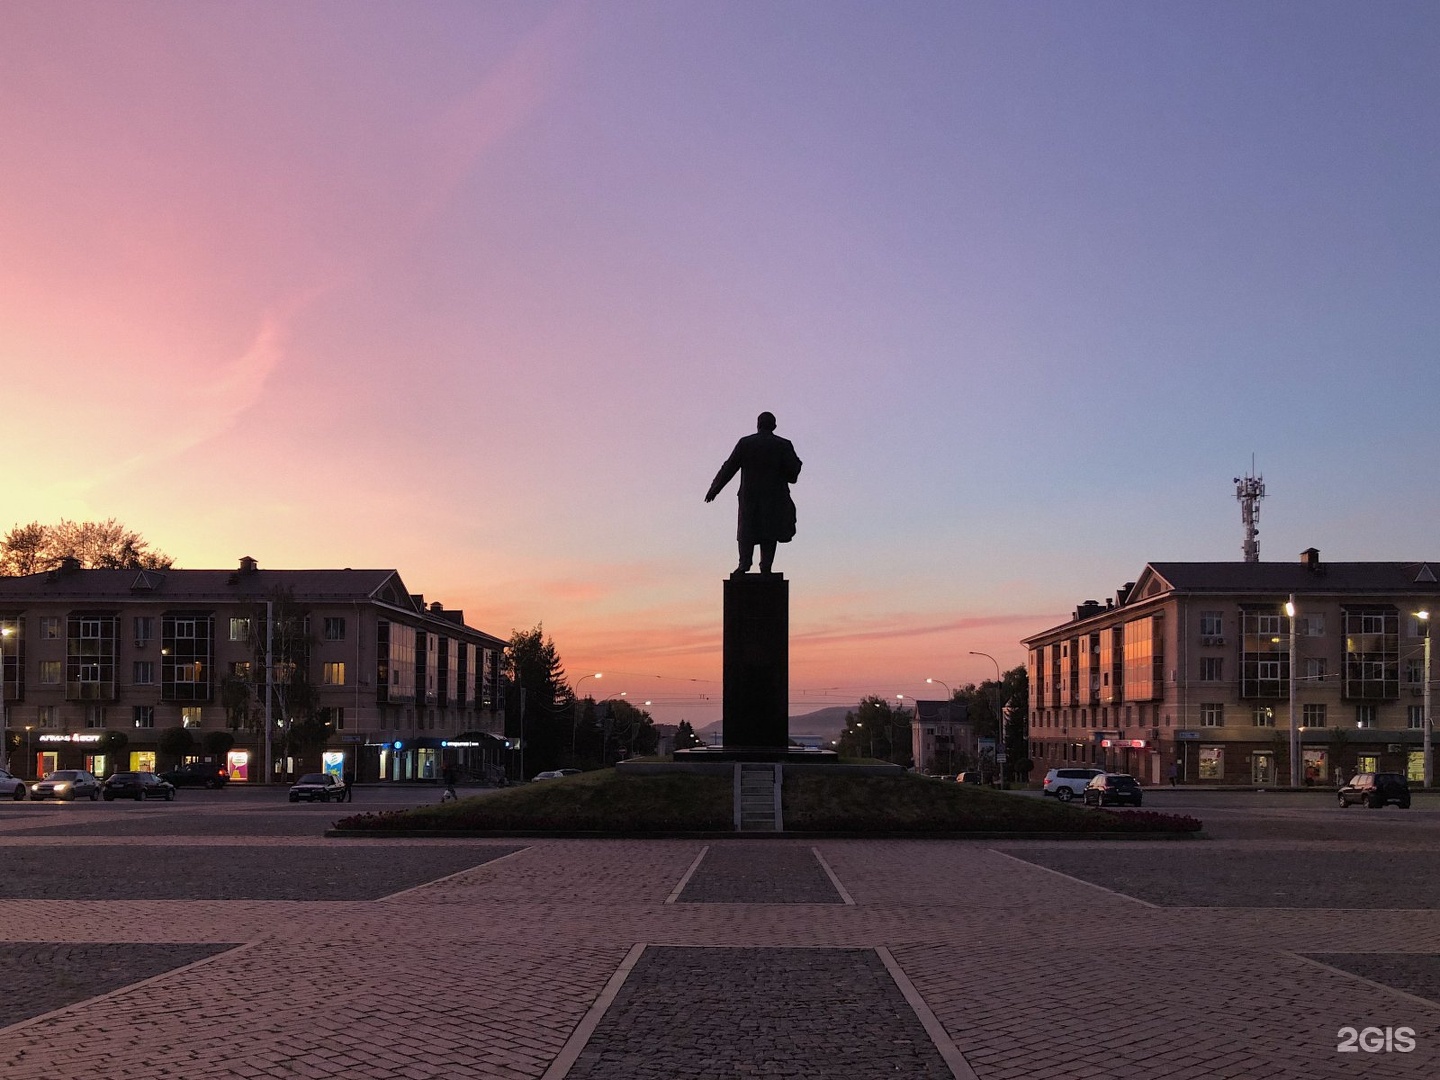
xmin=0 ymin=556 xmax=507 ymax=782
xmin=1022 ymin=549 xmax=1438 ymax=786
xmin=910 ymin=698 xmax=973 ymax=776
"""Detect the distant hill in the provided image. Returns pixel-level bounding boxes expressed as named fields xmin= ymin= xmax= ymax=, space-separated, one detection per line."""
xmin=696 ymin=705 xmax=852 ymax=743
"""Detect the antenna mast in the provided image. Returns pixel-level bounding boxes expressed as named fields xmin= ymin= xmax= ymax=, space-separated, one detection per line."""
xmin=1234 ymin=464 xmax=1265 ymax=563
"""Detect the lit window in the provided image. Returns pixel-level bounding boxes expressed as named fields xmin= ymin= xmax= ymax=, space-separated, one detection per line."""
xmin=1252 ymin=706 xmax=1275 ymax=728
xmin=322 ymin=662 xmax=346 ymax=686
xmin=229 ymin=618 xmax=251 ymax=642
xmin=181 ymin=707 xmax=203 ymax=729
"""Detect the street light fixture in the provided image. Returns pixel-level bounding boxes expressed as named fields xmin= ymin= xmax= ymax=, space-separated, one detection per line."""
xmin=969 ymin=651 xmax=1003 ymax=786
xmin=571 ymin=672 xmax=602 ymax=756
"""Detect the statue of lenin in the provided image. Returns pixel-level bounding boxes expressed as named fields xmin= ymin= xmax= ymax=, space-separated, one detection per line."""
xmin=704 ymin=411 xmax=802 ymax=575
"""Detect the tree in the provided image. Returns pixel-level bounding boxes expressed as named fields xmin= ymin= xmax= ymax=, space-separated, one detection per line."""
xmin=674 ymin=720 xmax=702 ymax=751
xmin=158 ymin=727 xmax=196 ymax=767
xmin=505 ymin=625 xmax=568 ymax=775
xmin=281 ymin=715 xmax=333 ymax=771
xmin=97 ymin=731 xmax=129 ymax=776
xmin=203 ymin=730 xmax=235 ymax=760
xmin=0 ymin=519 xmax=172 ymax=575
xmin=952 ymin=666 xmax=1028 ymax=783
xmin=837 ymin=696 xmax=913 ymax=765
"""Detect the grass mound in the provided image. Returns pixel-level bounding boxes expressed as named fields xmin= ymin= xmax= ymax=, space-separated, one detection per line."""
xmin=335 ymin=769 xmax=731 ymax=833
xmin=334 ymin=768 xmax=1201 ymax=836
xmin=784 ymin=772 xmax=1201 ymax=834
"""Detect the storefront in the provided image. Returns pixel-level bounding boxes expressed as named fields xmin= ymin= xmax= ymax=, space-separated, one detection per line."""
xmin=35 ymin=732 xmax=105 ymax=777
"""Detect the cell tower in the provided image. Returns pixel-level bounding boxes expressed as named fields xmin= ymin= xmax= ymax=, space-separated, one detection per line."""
xmin=1233 ymin=467 xmax=1265 ymax=563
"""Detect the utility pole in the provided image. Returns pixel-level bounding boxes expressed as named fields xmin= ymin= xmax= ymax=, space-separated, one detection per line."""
xmin=264 ymin=600 xmax=273 ymax=785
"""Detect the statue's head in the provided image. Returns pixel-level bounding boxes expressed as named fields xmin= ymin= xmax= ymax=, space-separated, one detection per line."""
xmin=757 ymin=411 xmax=777 ymax=432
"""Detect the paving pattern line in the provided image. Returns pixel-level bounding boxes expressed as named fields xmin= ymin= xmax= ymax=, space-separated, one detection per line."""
xmin=875 ymin=946 xmax=979 ymax=1080
xmin=811 ymin=845 xmax=855 ymax=905
xmin=377 ymin=844 xmax=532 ymax=901
xmin=541 ymin=942 xmax=647 ymax=1080
xmin=988 ymin=847 xmax=1160 ymax=908
xmin=665 ymin=845 xmax=708 ymax=904
xmin=0 ymin=939 xmax=257 ymax=1037
xmin=1287 ymin=952 xmax=1440 ymax=1013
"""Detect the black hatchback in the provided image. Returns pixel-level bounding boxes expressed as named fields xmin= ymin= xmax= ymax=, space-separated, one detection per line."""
xmin=103 ymin=772 xmax=177 ymax=802
xmin=1082 ymin=773 xmax=1143 ymax=807
xmin=1338 ymin=772 xmax=1410 ymax=809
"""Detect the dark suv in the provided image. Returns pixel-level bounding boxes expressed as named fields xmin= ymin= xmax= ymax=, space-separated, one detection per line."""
xmin=1082 ymin=773 xmax=1143 ymax=807
xmin=1338 ymin=772 xmax=1410 ymax=809
xmin=158 ymin=762 xmax=230 ymax=789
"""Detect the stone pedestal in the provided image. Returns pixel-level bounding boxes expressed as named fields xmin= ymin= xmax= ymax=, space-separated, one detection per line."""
xmin=722 ymin=573 xmax=789 ymax=750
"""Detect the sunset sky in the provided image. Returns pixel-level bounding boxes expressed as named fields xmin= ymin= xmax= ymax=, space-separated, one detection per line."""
xmin=3 ymin=2 xmax=1438 ymax=725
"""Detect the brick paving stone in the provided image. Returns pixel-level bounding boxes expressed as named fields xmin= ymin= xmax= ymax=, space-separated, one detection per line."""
xmin=1306 ymin=953 xmax=1440 ymax=1003
xmin=0 ymin=843 xmax=523 ymax=900
xmin=0 ymin=943 xmax=234 ymax=1027
xmin=565 ymin=948 xmax=954 ymax=1080
xmin=678 ymin=843 xmax=842 ymax=904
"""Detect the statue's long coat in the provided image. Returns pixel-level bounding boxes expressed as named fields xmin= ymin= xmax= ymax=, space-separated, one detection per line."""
xmin=707 ymin=431 xmax=802 ymax=544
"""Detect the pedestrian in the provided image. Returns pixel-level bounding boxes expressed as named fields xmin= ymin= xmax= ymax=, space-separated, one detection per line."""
xmin=442 ymin=762 xmax=458 ymax=802
xmin=343 ymin=771 xmax=355 ymax=802
xmin=1166 ymin=762 xmax=1178 ymax=788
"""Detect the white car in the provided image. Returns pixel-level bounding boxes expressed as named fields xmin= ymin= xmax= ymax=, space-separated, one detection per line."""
xmin=531 ymin=769 xmax=582 ymax=781
xmin=0 ymin=767 xmax=27 ymax=800
xmin=1042 ymin=767 xmax=1106 ymax=802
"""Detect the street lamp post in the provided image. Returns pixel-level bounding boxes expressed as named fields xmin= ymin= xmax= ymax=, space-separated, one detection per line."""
xmin=1418 ymin=611 xmax=1431 ymax=788
xmin=572 ymin=672 xmax=602 ymax=756
xmin=970 ymin=651 xmax=1003 ymax=787
xmin=926 ymin=678 xmax=953 ymax=774
xmin=1286 ymin=598 xmax=1300 ymax=787
xmin=0 ymin=626 xmax=11 ymax=773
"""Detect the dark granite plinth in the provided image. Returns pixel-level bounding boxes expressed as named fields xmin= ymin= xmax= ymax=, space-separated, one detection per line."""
xmin=671 ymin=745 xmax=840 ymax=764
xmin=723 ymin=573 xmax=789 ymax=749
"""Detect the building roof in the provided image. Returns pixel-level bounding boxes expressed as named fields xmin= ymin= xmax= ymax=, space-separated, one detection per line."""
xmin=0 ymin=562 xmax=507 ymax=645
xmin=1023 ymin=556 xmax=1440 ymax=644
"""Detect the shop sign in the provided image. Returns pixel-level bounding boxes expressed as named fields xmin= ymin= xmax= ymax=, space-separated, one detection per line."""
xmin=442 ymin=740 xmax=481 ymax=748
xmin=38 ymin=733 xmax=103 ymax=744
xmin=1100 ymin=738 xmax=1147 ymax=749
xmin=1176 ymin=731 xmax=1201 ymax=740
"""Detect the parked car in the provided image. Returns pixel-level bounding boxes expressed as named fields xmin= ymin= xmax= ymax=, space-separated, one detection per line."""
xmin=1338 ymin=772 xmax=1410 ymax=809
xmin=531 ymin=769 xmax=582 ymax=781
xmin=1043 ymin=767 xmax=1107 ymax=802
xmin=29 ymin=770 xmax=102 ymax=801
xmin=289 ymin=773 xmax=347 ymax=802
xmin=103 ymin=772 xmax=177 ymax=802
xmin=0 ymin=767 xmax=27 ymax=801
xmin=158 ymin=762 xmax=230 ymax=789
xmin=955 ymin=771 xmax=983 ymax=785
xmin=1082 ymin=773 xmax=1143 ymax=807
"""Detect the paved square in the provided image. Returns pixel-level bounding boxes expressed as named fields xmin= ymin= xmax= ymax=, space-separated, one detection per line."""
xmin=3 ymin=794 xmax=1440 ymax=1079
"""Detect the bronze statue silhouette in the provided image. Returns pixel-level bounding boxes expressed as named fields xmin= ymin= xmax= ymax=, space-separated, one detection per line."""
xmin=705 ymin=411 xmax=802 ymax=574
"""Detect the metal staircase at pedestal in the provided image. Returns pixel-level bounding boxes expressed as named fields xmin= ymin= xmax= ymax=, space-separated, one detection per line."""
xmin=735 ymin=763 xmax=783 ymax=832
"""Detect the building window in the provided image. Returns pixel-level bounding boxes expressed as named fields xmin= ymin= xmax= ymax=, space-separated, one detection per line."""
xmin=67 ymin=614 xmax=118 ymax=701
xmin=324 ymin=617 xmax=346 ymax=641
xmin=1200 ymin=703 xmax=1224 ymax=727
xmin=41 ymin=617 xmax=60 ymax=639
xmin=1199 ymin=746 xmax=1223 ymax=779
xmin=1302 ymin=704 xmax=1327 ymax=728
xmin=134 ymin=616 xmax=154 ymax=645
xmin=1304 ymin=657 xmax=1328 ymax=683
xmin=36 ymin=705 xmax=56 ymax=728
xmin=1407 ymin=615 xmax=1429 ymax=638
xmin=1405 ymin=659 xmax=1423 ymax=685
xmin=1355 ymin=704 xmax=1376 ymax=728
xmin=175 ymin=662 xmax=203 ymax=684
xmin=229 ymin=618 xmax=251 ymax=642
xmin=1343 ymin=608 xmax=1398 ymax=701
xmin=181 ymin=707 xmax=203 ymax=728
xmin=1407 ymin=705 xmax=1425 ymax=729
xmin=1252 ymin=705 xmax=1275 ymax=727
xmin=162 ymin=613 xmax=214 ymax=702
xmin=133 ymin=661 xmax=155 ymax=685
xmin=231 ymin=661 xmax=251 ymax=678
xmin=40 ymin=661 xmax=61 ymax=684
xmin=85 ymin=705 xmax=107 ymax=729
xmin=1301 ymin=614 xmax=1325 ymax=637
xmin=1199 ymin=657 xmax=1223 ymax=682
xmin=133 ymin=705 xmax=155 ymax=729
xmin=1240 ymin=608 xmax=1290 ymax=699
xmin=1199 ymin=611 xmax=1223 ymax=637
xmin=322 ymin=662 xmax=346 ymax=686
